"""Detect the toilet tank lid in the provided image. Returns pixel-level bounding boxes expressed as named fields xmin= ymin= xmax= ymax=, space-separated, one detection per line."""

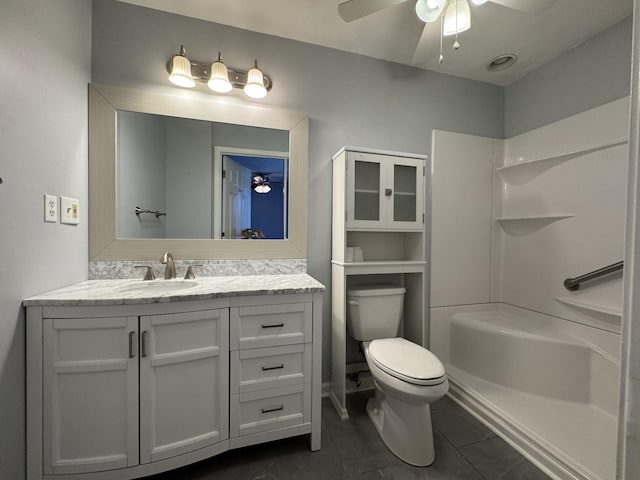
xmin=368 ymin=338 xmax=445 ymax=383
xmin=347 ymin=285 xmax=406 ymax=297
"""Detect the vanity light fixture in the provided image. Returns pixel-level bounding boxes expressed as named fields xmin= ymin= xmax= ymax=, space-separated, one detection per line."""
xmin=252 ymin=174 xmax=271 ymax=194
xmin=208 ymin=52 xmax=233 ymax=93
xmin=167 ymin=45 xmax=273 ymax=98
xmin=168 ymin=45 xmax=196 ymax=88
xmin=244 ymin=60 xmax=268 ymax=99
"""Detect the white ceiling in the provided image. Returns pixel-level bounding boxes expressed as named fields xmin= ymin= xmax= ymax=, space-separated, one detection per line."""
xmin=119 ymin=0 xmax=633 ymax=86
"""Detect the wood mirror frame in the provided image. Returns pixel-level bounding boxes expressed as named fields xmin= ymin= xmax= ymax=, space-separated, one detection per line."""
xmin=89 ymin=83 xmax=308 ymax=261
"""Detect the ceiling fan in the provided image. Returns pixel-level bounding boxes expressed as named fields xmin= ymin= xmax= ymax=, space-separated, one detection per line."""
xmin=338 ymin=0 xmax=556 ymax=64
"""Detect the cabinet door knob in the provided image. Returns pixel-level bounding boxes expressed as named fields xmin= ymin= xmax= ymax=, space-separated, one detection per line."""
xmin=385 ymin=188 xmax=392 ymax=197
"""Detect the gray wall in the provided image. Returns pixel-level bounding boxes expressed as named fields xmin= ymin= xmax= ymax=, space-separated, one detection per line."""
xmin=91 ymin=0 xmax=504 ymax=382
xmin=505 ymin=16 xmax=632 ymax=138
xmin=0 ymin=1 xmax=91 ymax=478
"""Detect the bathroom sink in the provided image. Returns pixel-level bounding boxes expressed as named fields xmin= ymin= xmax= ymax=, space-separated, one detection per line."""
xmin=115 ymin=280 xmax=198 ymax=294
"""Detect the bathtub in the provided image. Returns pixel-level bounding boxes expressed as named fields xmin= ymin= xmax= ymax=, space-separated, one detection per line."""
xmin=430 ymin=304 xmax=620 ymax=480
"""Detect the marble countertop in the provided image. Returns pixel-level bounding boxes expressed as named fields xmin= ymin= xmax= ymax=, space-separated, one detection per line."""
xmin=23 ymin=274 xmax=325 ymax=307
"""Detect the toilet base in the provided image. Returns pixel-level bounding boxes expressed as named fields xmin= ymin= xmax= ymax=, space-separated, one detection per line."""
xmin=366 ymin=389 xmax=436 ymax=467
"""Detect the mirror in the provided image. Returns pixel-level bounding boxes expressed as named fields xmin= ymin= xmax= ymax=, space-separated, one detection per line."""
xmin=89 ymin=83 xmax=308 ymax=261
xmin=116 ymin=111 xmax=289 ymax=240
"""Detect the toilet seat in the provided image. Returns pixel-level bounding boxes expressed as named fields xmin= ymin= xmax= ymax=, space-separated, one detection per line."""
xmin=367 ymin=338 xmax=445 ymax=386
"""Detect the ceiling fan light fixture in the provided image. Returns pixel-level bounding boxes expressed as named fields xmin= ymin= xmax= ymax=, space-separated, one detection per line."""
xmin=252 ymin=174 xmax=271 ymax=194
xmin=443 ymin=0 xmax=471 ymax=36
xmin=415 ymin=0 xmax=447 ymax=23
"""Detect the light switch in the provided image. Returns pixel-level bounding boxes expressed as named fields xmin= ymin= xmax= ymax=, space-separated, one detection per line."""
xmin=44 ymin=194 xmax=57 ymax=222
xmin=60 ymin=196 xmax=80 ymax=225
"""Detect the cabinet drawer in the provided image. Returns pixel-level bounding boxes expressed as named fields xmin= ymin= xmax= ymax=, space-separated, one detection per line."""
xmin=230 ymin=303 xmax=312 ymax=349
xmin=231 ymin=344 xmax=311 ymax=394
xmin=231 ymin=384 xmax=311 ymax=437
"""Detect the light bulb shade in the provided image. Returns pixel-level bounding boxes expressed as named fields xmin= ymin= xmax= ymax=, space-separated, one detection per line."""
xmin=443 ymin=0 xmax=471 ymax=36
xmin=169 ymin=54 xmax=196 ymax=88
xmin=254 ymin=184 xmax=271 ymax=194
xmin=470 ymin=0 xmax=488 ymax=4
xmin=208 ymin=60 xmax=232 ymax=93
xmin=415 ymin=0 xmax=447 ymax=23
xmin=244 ymin=63 xmax=267 ymax=99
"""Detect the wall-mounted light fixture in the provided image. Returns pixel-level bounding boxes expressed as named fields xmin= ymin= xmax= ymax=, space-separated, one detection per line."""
xmin=252 ymin=174 xmax=271 ymax=194
xmin=167 ymin=45 xmax=272 ymax=99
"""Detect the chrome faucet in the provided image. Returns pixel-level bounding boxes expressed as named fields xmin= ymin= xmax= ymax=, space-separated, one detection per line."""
xmin=160 ymin=252 xmax=176 ymax=279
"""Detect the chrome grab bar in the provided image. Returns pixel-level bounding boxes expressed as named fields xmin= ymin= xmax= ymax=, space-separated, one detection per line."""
xmin=563 ymin=261 xmax=623 ymax=291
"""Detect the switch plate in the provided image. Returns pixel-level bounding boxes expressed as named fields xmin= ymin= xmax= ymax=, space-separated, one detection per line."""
xmin=44 ymin=194 xmax=57 ymax=223
xmin=60 ymin=196 xmax=80 ymax=225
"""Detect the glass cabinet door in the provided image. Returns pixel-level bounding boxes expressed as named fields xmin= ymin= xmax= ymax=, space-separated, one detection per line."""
xmin=347 ymin=156 xmax=386 ymax=229
xmin=354 ymin=160 xmax=381 ymax=221
xmin=346 ymin=152 xmax=424 ymax=231
xmin=388 ymin=157 xmax=424 ymax=230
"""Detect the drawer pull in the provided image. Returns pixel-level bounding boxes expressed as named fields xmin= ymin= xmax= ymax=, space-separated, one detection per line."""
xmin=261 ymin=405 xmax=284 ymax=414
xmin=261 ymin=323 xmax=284 ymax=329
xmin=261 ymin=364 xmax=285 ymax=371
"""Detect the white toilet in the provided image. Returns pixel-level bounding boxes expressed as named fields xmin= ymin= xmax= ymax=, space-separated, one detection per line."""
xmin=347 ymin=285 xmax=449 ymax=467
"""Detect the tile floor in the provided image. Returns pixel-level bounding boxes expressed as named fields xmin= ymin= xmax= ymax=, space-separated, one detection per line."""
xmin=149 ymin=392 xmax=552 ymax=480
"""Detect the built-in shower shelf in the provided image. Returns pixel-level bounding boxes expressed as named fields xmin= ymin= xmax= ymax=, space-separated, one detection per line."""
xmin=496 ymin=214 xmax=575 ymax=222
xmin=496 ymin=215 xmax=574 ymax=236
xmin=555 ymin=296 xmax=622 ymax=318
xmin=497 ymin=139 xmax=628 ymax=184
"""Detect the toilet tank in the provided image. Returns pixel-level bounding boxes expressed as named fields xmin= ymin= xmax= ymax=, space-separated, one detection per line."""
xmin=347 ymin=285 xmax=406 ymax=341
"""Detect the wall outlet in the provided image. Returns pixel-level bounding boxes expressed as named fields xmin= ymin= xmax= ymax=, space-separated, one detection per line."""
xmin=44 ymin=194 xmax=57 ymax=223
xmin=60 ymin=196 xmax=80 ymax=225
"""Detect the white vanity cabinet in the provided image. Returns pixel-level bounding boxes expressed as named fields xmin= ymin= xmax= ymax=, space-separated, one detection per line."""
xmin=38 ymin=305 xmax=229 ymax=477
xmin=345 ymin=149 xmax=425 ymax=231
xmin=26 ymin=281 xmax=323 ymax=480
xmin=229 ymin=298 xmax=314 ymax=446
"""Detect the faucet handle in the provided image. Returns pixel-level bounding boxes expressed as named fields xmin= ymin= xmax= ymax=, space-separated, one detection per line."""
xmin=135 ymin=265 xmax=156 ymax=281
xmin=184 ymin=265 xmax=203 ymax=280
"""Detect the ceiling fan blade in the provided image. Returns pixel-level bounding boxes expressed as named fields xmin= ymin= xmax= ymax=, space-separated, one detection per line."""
xmin=338 ymin=0 xmax=407 ymax=22
xmin=489 ymin=0 xmax=557 ymax=15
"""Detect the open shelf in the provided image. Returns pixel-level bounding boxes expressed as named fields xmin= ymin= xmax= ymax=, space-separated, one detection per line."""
xmin=555 ymin=296 xmax=622 ymax=318
xmin=332 ymin=260 xmax=426 ymax=275
xmin=496 ymin=214 xmax=574 ymax=236
xmin=497 ymin=139 xmax=628 ymax=185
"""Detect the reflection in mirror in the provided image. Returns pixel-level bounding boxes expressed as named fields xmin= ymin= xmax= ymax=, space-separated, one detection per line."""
xmin=117 ymin=111 xmax=289 ymax=240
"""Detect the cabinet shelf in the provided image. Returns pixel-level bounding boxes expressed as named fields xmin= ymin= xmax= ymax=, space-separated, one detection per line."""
xmin=332 ymin=260 xmax=426 ymax=275
xmin=394 ymin=191 xmax=417 ymax=196
xmin=497 ymin=139 xmax=627 ymax=185
xmin=354 ymin=189 xmax=379 ymax=194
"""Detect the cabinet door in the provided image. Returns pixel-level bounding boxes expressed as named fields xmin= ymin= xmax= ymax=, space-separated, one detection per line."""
xmin=388 ymin=157 xmax=425 ymax=231
xmin=43 ymin=316 xmax=139 ymax=475
xmin=139 ymin=309 xmax=229 ymax=464
xmin=346 ymin=153 xmax=386 ymax=229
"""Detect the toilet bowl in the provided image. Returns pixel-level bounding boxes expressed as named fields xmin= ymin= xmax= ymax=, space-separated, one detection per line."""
xmin=347 ymin=285 xmax=449 ymax=466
